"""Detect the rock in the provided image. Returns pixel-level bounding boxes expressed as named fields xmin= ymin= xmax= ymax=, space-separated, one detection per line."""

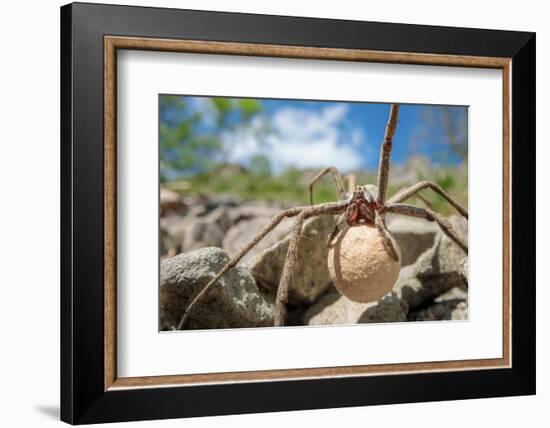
xmin=160 ymin=214 xmax=188 ymax=255
xmin=185 ymin=204 xmax=208 ymax=218
xmin=160 ymin=200 xmax=292 ymax=257
xmin=451 ymin=301 xmax=468 ymax=319
xmin=284 ymin=303 xmax=309 ymax=327
xmin=408 ymin=286 xmax=468 ymax=321
xmin=180 ymin=216 xmax=225 ymax=252
xmin=436 ymin=286 xmax=468 ymax=302
xmin=160 ymin=247 xmax=274 ymax=330
xmin=222 ymin=216 xmax=293 ymax=265
xmin=202 ymin=205 xmax=233 ymax=233
xmin=160 ymin=188 xmax=183 ymax=216
xmin=394 ymin=215 xmax=468 ymax=308
xmin=358 ymin=295 xmax=409 ymax=323
xmin=408 ymin=299 xmax=468 ymax=321
xmin=305 ymin=292 xmax=407 ymax=325
xmin=180 ymin=206 xmax=235 ymax=251
xmin=160 ymin=206 xmax=234 ymax=255
xmin=386 ymin=215 xmax=438 ymax=266
xmin=415 ymin=215 xmax=468 ymax=273
xmin=459 ymin=257 xmax=469 ymax=285
xmin=201 ymin=193 xmax=240 ymax=211
xmin=304 ymin=292 xmax=366 ymax=325
xmin=225 ymin=205 xmax=283 ymax=225
xmin=250 ymin=215 xmax=337 ymax=304
xmin=391 ymin=265 xmax=424 ymax=308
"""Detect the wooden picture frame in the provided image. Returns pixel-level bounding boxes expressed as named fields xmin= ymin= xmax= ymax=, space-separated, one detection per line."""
xmin=61 ymin=2 xmax=535 ymax=424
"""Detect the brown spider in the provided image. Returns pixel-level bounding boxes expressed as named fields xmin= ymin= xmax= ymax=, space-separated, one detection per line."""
xmin=177 ymin=104 xmax=468 ymax=329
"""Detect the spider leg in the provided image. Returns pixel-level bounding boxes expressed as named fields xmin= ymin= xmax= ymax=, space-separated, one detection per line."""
xmin=327 ymin=214 xmax=349 ymax=247
xmin=177 ymin=201 xmax=347 ymax=329
xmin=274 ymin=201 xmax=347 ymax=326
xmin=415 ymin=192 xmax=435 ymax=211
xmin=308 ymin=166 xmax=346 ymax=205
xmin=177 ymin=205 xmax=305 ymax=330
xmin=274 ymin=212 xmax=306 ymax=326
xmin=376 ymin=104 xmax=400 ymax=205
xmin=388 ymin=181 xmax=468 ymax=219
xmin=345 ymin=173 xmax=356 ymax=193
xmin=384 ymin=203 xmax=468 ymax=254
xmin=374 ymin=211 xmax=400 ymax=262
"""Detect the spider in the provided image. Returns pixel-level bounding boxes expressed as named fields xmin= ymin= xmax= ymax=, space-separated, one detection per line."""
xmin=177 ymin=104 xmax=468 ymax=329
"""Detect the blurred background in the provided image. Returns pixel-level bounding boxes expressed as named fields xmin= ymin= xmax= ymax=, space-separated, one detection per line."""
xmin=159 ymin=95 xmax=467 ymax=214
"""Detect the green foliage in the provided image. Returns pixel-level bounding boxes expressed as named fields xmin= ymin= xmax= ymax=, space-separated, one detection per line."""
xmin=160 ymin=96 xmax=264 ymax=182
xmin=170 ymin=165 xmax=467 ymax=216
xmin=434 ymin=171 xmax=455 ymax=192
xmin=248 ymin=154 xmax=272 ymax=177
xmin=414 ymin=167 xmax=468 ymax=215
xmin=186 ymin=167 xmax=308 ymax=204
xmin=237 ymin=99 xmax=263 ymax=119
xmin=178 ymin=168 xmax=364 ymax=206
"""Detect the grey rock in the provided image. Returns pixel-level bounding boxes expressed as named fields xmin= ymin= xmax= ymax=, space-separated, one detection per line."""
xmin=250 ymin=215 xmax=337 ymax=304
xmin=459 ymin=257 xmax=469 ymax=285
xmin=222 ymin=216 xmax=293 ymax=265
xmin=386 ymin=215 xmax=438 ymax=266
xmin=225 ymin=205 xmax=283 ymax=225
xmin=186 ymin=204 xmax=208 ymax=218
xmin=160 ymin=188 xmax=180 ymax=203
xmin=160 ymin=247 xmax=274 ymax=330
xmin=160 ymin=188 xmax=184 ymax=216
xmin=181 ymin=206 xmax=235 ymax=251
xmin=179 ymin=215 xmax=225 ymax=252
xmin=452 ymin=301 xmax=468 ymax=320
xmin=408 ymin=299 xmax=468 ymax=321
xmin=160 ymin=215 xmax=188 ymax=256
xmin=394 ymin=215 xmax=468 ymax=308
xmin=161 ymin=206 xmax=234 ymax=255
xmin=160 ymin=201 xmax=290 ymax=257
xmin=412 ymin=215 xmax=468 ymax=274
xmin=410 ymin=286 xmax=469 ymax=321
xmin=436 ymin=286 xmax=468 ymax=302
xmin=304 ymin=292 xmax=367 ymax=325
xmin=201 ymin=193 xmax=240 ymax=210
xmin=304 ymin=292 xmax=408 ymax=325
xmin=358 ymin=295 xmax=409 ymax=324
xmin=203 ymin=205 xmax=233 ymax=233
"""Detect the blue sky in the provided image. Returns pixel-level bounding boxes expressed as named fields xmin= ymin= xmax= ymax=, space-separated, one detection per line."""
xmin=174 ymin=96 xmax=467 ymax=174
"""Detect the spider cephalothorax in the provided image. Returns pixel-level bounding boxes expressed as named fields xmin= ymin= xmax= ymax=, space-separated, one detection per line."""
xmin=344 ymin=185 xmax=380 ymax=227
xmin=177 ymin=104 xmax=469 ymax=329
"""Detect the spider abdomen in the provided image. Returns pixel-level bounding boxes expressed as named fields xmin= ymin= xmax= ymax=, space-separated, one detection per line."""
xmin=327 ymin=224 xmax=401 ymax=303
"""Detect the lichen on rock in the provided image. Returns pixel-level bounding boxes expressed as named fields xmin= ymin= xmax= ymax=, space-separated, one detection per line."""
xmin=160 ymin=247 xmax=274 ymax=330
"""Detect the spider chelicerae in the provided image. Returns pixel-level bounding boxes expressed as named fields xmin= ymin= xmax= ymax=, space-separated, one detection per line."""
xmin=178 ymin=103 xmax=468 ymax=329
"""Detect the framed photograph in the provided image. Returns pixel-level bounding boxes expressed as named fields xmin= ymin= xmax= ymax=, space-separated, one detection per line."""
xmin=60 ymin=2 xmax=535 ymax=424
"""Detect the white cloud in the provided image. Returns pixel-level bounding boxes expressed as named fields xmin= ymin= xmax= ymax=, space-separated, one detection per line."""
xmin=222 ymin=104 xmax=367 ymax=174
xmin=187 ymin=97 xmax=217 ymax=127
xmin=322 ymin=103 xmax=348 ymax=123
xmin=350 ymin=128 xmax=365 ymax=147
